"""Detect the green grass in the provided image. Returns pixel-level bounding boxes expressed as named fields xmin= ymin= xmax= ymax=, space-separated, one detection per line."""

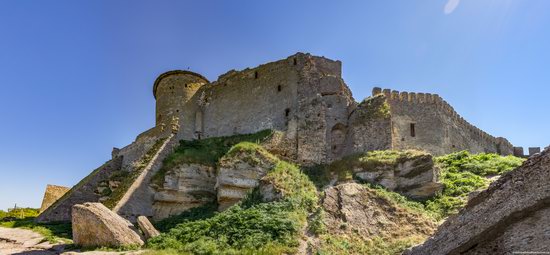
xmin=305 ymin=149 xmax=524 ymax=220
xmin=435 ymin=150 xmax=524 ymax=176
xmin=0 ymin=207 xmax=39 ymax=219
xmin=102 ymin=137 xmax=167 ymax=209
xmin=154 ymin=203 xmax=218 ymax=233
xmin=365 ymin=183 xmax=438 ymax=220
xmin=148 ymin=141 xmax=318 ymax=255
xmin=131 ymin=140 xmax=524 ymax=254
xmin=151 ymin=130 xmax=273 ymax=188
xmin=317 ymin=234 xmax=426 ymax=255
xmin=424 ymin=151 xmax=525 ymax=218
xmin=148 ymin=201 xmax=302 ymax=254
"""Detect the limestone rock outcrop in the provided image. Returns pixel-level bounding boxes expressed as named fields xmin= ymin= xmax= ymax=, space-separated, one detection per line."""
xmin=72 ymin=202 xmax=144 ymax=248
xmin=152 ymin=163 xmax=216 ymax=220
xmin=406 ymin=147 xmax=550 ymax=255
xmin=353 ymin=150 xmax=442 ymax=199
xmin=216 ymin=145 xmax=278 ymax=210
xmin=322 ymin=183 xmax=437 ymax=240
xmin=137 ymin=216 xmax=160 ymax=241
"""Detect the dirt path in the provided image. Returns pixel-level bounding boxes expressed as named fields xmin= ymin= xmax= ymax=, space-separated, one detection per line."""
xmin=0 ymin=227 xmax=60 ymax=254
xmin=0 ymin=227 xmax=144 ymax=255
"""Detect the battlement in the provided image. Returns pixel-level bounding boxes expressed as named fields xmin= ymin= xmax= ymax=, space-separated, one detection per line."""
xmin=513 ymin=146 xmax=542 ymax=158
xmin=373 ymin=87 xmax=514 ymax=155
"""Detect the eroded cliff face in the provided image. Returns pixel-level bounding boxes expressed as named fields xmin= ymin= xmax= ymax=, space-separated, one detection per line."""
xmin=152 ymin=163 xmax=216 ymax=221
xmin=322 ymin=183 xmax=437 ymax=241
xmin=353 ymin=150 xmax=443 ymax=199
xmin=406 ymin=148 xmax=550 ymax=255
xmin=216 ymin=147 xmax=277 ymax=211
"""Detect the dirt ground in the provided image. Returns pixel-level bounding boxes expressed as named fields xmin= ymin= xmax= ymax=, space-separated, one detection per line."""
xmin=0 ymin=227 xmax=143 ymax=255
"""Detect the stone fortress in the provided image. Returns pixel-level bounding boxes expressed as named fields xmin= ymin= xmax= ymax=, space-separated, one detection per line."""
xmin=36 ymin=53 xmax=540 ymax=223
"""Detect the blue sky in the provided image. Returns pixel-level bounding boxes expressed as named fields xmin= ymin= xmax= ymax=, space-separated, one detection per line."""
xmin=1 ymin=0 xmax=549 ymax=210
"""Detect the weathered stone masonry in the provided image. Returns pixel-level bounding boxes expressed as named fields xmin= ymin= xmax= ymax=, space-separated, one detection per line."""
xmin=38 ymin=52 xmax=522 ymax=222
xmin=372 ymin=87 xmax=515 ymax=156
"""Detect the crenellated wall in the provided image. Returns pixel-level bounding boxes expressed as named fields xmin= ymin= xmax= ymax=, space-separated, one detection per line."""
xmin=372 ymin=87 xmax=513 ymax=156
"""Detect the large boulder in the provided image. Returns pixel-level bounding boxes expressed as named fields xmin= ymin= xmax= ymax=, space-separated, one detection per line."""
xmin=406 ymin=147 xmax=550 ymax=255
xmin=72 ymin=202 xmax=144 ymax=248
xmin=353 ymin=150 xmax=442 ymax=199
xmin=322 ymin=183 xmax=437 ymax=240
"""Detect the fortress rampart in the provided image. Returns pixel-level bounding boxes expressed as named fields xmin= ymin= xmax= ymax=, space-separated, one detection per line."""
xmin=38 ymin=53 xmax=528 ymax=223
xmin=372 ymin=87 xmax=514 ymax=156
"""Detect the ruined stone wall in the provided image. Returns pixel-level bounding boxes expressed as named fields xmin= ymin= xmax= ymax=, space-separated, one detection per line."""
xmin=373 ymin=88 xmax=513 ymax=156
xmin=295 ymin=55 xmax=355 ymax=164
xmin=116 ymin=135 xmax=160 ymax=168
xmin=346 ymin=94 xmax=392 ymax=155
xmin=176 ymin=53 xmax=354 ymax=165
xmin=36 ymin=157 xmax=123 ymax=223
xmin=190 ymin=57 xmax=299 ymax=140
xmin=39 ymin=185 xmax=70 ymax=213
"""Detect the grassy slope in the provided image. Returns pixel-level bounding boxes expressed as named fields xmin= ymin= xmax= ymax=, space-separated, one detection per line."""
xmin=147 ymin=142 xmax=317 ymax=255
xmin=150 ymin=130 xmax=273 ymax=188
xmin=426 ymin=151 xmax=524 ymax=218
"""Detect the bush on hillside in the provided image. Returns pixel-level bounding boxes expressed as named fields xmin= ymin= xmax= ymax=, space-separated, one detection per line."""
xmin=425 ymin=151 xmax=524 ymax=218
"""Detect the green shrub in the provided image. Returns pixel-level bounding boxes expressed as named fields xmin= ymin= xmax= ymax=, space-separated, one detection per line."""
xmin=436 ymin=150 xmax=524 ymax=176
xmin=365 ymin=183 xmax=436 ymax=219
xmin=149 ymin=141 xmax=318 ymax=254
xmin=424 ymin=151 xmax=525 ymax=218
xmin=0 ymin=208 xmax=39 ymax=220
xmin=148 ymin=201 xmax=301 ymax=254
xmin=154 ymin=203 xmax=218 ymax=233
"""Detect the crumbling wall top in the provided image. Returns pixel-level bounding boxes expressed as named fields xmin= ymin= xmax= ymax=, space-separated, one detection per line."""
xmin=153 ymin=70 xmax=210 ymax=99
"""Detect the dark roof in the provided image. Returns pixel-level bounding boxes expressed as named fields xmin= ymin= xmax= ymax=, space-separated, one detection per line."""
xmin=153 ymin=70 xmax=209 ymax=99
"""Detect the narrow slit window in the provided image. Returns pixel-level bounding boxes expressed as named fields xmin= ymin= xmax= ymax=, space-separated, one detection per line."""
xmin=285 ymin=108 xmax=290 ymax=117
xmin=293 ymin=58 xmax=297 ymax=65
xmin=277 ymin=85 xmax=282 ymax=92
xmin=254 ymin=71 xmax=258 ymax=79
xmin=410 ymin=123 xmax=416 ymax=137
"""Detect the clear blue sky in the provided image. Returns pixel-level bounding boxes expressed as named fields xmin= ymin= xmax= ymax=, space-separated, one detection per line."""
xmin=1 ymin=0 xmax=549 ymax=210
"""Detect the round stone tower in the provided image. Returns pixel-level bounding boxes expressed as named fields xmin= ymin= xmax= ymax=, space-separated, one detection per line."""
xmin=153 ymin=70 xmax=209 ymax=126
